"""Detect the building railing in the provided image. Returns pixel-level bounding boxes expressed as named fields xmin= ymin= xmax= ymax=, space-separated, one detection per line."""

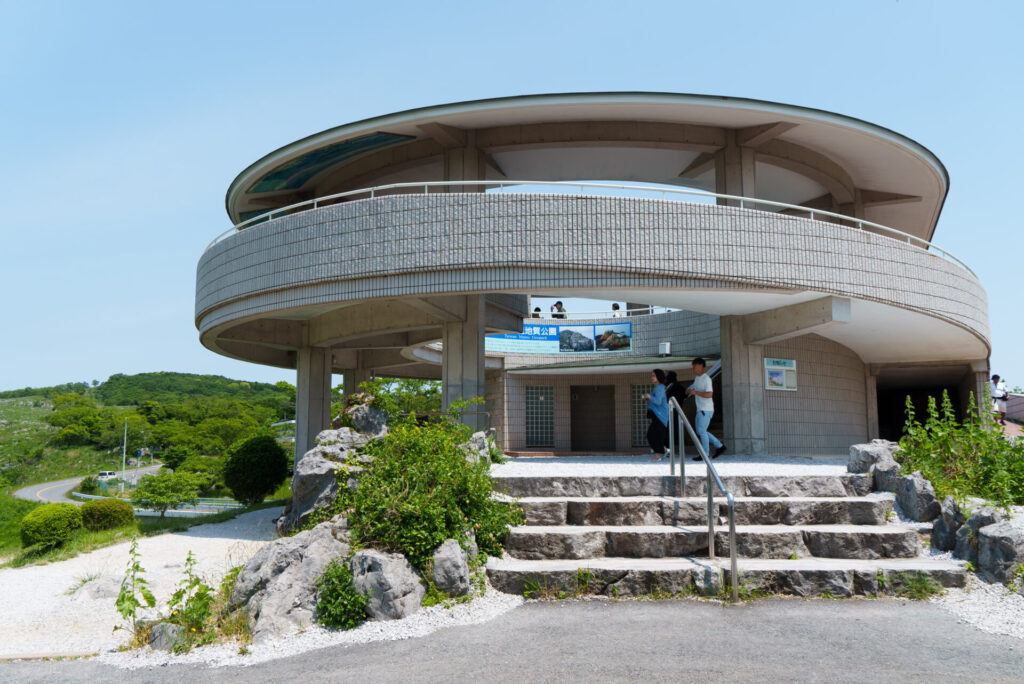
xmin=208 ymin=180 xmax=974 ymax=276
xmin=665 ymin=360 xmax=738 ymax=602
xmin=528 ymin=305 xmax=676 ymax=320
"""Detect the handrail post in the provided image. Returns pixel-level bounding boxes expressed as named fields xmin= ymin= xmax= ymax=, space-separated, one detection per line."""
xmin=728 ymin=493 xmax=738 ymax=603
xmin=707 ymin=467 xmax=716 ymax=560
xmin=668 ymin=406 xmax=676 ymax=477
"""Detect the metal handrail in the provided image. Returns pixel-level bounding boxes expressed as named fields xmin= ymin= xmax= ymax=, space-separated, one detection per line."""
xmin=665 ymin=368 xmax=737 ymax=602
xmin=208 ymin=180 xmax=974 ymax=276
xmin=527 ymin=305 xmax=676 ymax=320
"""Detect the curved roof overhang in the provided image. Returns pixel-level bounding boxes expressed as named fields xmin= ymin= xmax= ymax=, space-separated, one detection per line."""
xmin=227 ymin=92 xmax=949 ymax=240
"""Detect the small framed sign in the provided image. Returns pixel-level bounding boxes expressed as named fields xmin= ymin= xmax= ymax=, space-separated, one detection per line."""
xmin=765 ymin=358 xmax=798 ymax=391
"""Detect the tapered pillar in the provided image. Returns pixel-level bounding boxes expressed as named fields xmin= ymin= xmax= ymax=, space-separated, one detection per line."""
xmin=720 ymin=316 xmax=766 ymax=454
xmin=296 ymin=347 xmax=332 ymax=460
xmin=442 ymin=295 xmax=486 ymax=430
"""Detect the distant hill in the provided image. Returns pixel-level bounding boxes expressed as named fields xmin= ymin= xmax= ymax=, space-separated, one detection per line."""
xmin=94 ymin=372 xmax=292 ymax=407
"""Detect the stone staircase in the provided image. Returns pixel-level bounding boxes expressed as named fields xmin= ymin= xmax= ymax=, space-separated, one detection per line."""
xmin=486 ymin=471 xmax=966 ymax=598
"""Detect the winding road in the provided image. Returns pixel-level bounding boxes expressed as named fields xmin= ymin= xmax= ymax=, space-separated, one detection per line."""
xmin=12 ymin=465 xmax=161 ymax=505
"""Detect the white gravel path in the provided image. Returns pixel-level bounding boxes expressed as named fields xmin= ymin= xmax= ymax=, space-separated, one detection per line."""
xmin=0 ymin=507 xmax=279 ymax=659
xmin=934 ymin=574 xmax=1024 ymax=640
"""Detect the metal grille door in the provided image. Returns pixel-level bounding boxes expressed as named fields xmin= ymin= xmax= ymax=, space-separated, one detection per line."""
xmin=525 ymin=385 xmax=554 ymax=447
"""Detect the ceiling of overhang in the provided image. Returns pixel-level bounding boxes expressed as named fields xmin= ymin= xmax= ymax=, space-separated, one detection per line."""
xmin=227 ymin=93 xmax=948 ymax=240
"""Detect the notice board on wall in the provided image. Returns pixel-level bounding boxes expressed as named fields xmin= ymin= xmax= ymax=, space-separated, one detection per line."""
xmin=764 ymin=358 xmax=798 ymax=391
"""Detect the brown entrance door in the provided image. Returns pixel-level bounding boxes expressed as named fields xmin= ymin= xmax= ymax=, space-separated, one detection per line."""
xmin=570 ymin=385 xmax=616 ymax=451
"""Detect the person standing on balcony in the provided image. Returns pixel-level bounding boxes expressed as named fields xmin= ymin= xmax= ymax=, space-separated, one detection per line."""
xmin=687 ymin=357 xmax=726 ymax=461
xmin=550 ymin=301 xmax=567 ymax=319
xmin=611 ymin=303 xmax=624 ymax=318
xmin=644 ymin=369 xmax=669 ymax=462
xmin=991 ymin=374 xmax=1008 ymax=425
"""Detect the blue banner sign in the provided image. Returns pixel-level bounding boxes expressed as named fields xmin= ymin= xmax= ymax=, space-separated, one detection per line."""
xmin=486 ymin=322 xmax=632 ymax=354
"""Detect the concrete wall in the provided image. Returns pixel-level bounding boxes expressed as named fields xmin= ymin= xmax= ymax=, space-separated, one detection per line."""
xmin=762 ymin=334 xmax=868 ymax=455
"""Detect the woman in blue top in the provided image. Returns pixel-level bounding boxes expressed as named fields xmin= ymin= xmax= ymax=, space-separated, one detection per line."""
xmin=644 ymin=369 xmax=669 ymax=462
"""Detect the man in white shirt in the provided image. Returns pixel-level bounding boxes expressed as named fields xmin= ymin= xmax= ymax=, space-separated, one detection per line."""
xmin=991 ymin=374 xmax=1008 ymax=425
xmin=686 ymin=357 xmax=726 ymax=460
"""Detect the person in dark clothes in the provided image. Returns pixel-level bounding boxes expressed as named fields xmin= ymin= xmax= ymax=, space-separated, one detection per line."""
xmin=663 ymin=370 xmax=687 ymax=453
xmin=644 ymin=368 xmax=668 ymax=461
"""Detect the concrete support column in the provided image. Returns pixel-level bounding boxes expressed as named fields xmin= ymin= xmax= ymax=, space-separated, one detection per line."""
xmin=720 ymin=316 xmax=766 ymax=454
xmin=715 ymin=132 xmax=757 ymax=206
xmin=865 ymin=367 xmax=879 ymax=440
xmin=963 ymin=359 xmax=990 ymax=417
xmin=342 ymin=365 xmax=372 ymax=403
xmin=444 ymin=132 xmax=486 ymax=192
xmin=442 ymin=294 xmax=486 ymax=430
xmin=295 ymin=347 xmax=332 ymax=460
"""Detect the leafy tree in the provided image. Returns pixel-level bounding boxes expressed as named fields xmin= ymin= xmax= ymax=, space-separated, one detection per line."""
xmin=222 ymin=435 xmax=289 ymax=505
xmin=131 ymin=471 xmax=203 ymax=517
xmin=160 ymin=444 xmax=197 ymax=470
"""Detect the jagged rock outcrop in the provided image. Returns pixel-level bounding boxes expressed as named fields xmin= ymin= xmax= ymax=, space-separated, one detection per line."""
xmin=431 ymin=539 xmax=470 ymax=597
xmin=331 ymin=393 xmax=388 ymax=437
xmin=461 ymin=429 xmax=495 ymax=464
xmin=977 ymin=522 xmax=1024 ymax=584
xmin=954 ymin=507 xmax=1004 ymax=563
xmin=895 ymin=471 xmax=940 ymax=521
xmin=276 ymin=428 xmax=371 ymax=534
xmin=230 ymin=516 xmax=351 ymax=640
xmin=931 ymin=496 xmax=964 ymax=551
xmin=349 ymin=549 xmax=425 ymax=620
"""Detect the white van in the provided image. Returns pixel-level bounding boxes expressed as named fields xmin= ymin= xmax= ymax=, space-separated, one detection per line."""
xmin=97 ymin=471 xmax=118 ymax=481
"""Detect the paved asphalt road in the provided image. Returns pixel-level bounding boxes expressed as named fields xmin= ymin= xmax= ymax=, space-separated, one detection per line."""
xmin=12 ymin=465 xmax=161 ymax=505
xmin=1 ymin=599 xmax=1021 ymax=683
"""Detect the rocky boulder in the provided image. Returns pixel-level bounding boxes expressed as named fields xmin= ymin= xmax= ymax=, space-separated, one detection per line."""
xmin=461 ymin=429 xmax=496 ymax=464
xmin=147 ymin=622 xmax=183 ymax=652
xmin=872 ymin=454 xmax=902 ymax=493
xmin=349 ymin=550 xmax=425 ymax=620
xmin=895 ymin=471 xmax=940 ymax=521
xmin=431 ymin=539 xmax=470 ymax=597
xmin=931 ymin=496 xmax=965 ymax=551
xmin=230 ymin=516 xmax=351 ymax=640
xmin=954 ymin=507 xmax=1004 ymax=563
xmin=977 ymin=521 xmax=1024 ymax=584
xmin=277 ymin=428 xmax=371 ymax=534
xmin=847 ymin=441 xmax=896 ymax=474
xmin=332 ymin=394 xmax=388 ymax=437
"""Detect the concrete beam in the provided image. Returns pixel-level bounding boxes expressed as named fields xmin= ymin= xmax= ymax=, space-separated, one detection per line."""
xmin=742 ymin=297 xmax=851 ymax=345
xmin=308 ymin=301 xmax=442 ymax=347
xmin=859 ymin=189 xmax=923 ymax=208
xmin=219 ymin=318 xmax=305 ymax=349
xmin=418 ymin=122 xmax=467 ymax=148
xmin=736 ymin=121 xmax=798 ymax=149
xmin=678 ymin=152 xmax=715 ymax=179
xmin=756 ymin=139 xmax=856 ymax=204
xmin=405 ymin=296 xmax=467 ymax=322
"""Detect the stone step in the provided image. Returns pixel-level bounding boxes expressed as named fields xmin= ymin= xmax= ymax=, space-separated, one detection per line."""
xmin=506 ymin=524 xmax=920 ymax=560
xmin=486 ymin=556 xmax=966 ymax=598
xmin=493 ymin=473 xmax=872 ymax=499
xmin=520 ymin=495 xmax=894 ymax=527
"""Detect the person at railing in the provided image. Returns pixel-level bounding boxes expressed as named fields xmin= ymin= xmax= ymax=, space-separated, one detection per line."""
xmin=686 ymin=357 xmax=726 ymax=461
xmin=532 ymin=307 xmax=542 ymax=319
xmin=663 ymin=370 xmax=686 ymax=453
xmin=991 ymin=374 xmax=1008 ymax=426
xmin=550 ymin=301 xmax=567 ymax=319
xmin=644 ymin=369 xmax=669 ymax=462
xmin=611 ymin=303 xmax=624 ymax=318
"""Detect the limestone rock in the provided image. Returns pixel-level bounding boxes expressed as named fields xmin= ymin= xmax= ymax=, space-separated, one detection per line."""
xmin=463 ymin=529 xmax=479 ymax=562
xmin=431 ymin=539 xmax=471 ymax=597
xmin=931 ymin=496 xmax=965 ymax=551
xmin=848 ymin=442 xmax=894 ymax=474
xmin=461 ymin=429 xmax=495 ymax=464
xmin=276 ymin=428 xmax=369 ymax=534
xmin=230 ymin=516 xmax=351 ymax=640
xmin=349 ymin=550 xmax=425 ymax=620
xmin=332 ymin=395 xmax=388 ymax=437
xmin=873 ymin=454 xmax=902 ymax=493
xmin=148 ymin=622 xmax=183 ymax=652
xmin=977 ymin=522 xmax=1024 ymax=584
xmin=954 ymin=507 xmax=1004 ymax=563
xmin=895 ymin=471 xmax=940 ymax=521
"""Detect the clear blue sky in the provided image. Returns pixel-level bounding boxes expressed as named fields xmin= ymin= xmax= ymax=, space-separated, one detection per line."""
xmin=1 ymin=0 xmax=1021 ymax=391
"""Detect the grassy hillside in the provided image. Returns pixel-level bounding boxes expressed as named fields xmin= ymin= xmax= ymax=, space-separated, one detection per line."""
xmin=95 ymin=372 xmax=293 ymax=414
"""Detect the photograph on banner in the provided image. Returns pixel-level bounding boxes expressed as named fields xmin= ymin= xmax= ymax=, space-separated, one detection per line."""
xmin=595 ymin=323 xmax=631 ymax=352
xmin=559 ymin=326 xmax=596 ymax=352
xmin=485 ymin=322 xmax=632 ymax=354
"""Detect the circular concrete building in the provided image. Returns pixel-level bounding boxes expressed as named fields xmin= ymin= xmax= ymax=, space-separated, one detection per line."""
xmin=196 ymin=92 xmax=989 ymax=457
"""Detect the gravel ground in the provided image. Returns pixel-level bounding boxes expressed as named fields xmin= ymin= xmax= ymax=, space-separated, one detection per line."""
xmin=935 ymin=574 xmax=1024 ymax=639
xmin=98 ymin=586 xmax=523 ymax=669
xmin=491 ymin=453 xmax=848 ymax=477
xmin=0 ymin=507 xmax=280 ymax=659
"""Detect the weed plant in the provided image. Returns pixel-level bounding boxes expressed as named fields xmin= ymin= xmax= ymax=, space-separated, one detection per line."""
xmin=315 ymin=558 xmax=367 ymax=629
xmin=899 ymin=391 xmax=1024 ymax=505
xmin=115 ymin=538 xmax=156 ymax=635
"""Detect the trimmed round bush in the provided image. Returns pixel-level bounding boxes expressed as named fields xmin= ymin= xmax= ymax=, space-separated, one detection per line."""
xmin=316 ymin=558 xmax=367 ymax=629
xmin=223 ymin=435 xmax=289 ymax=506
xmin=81 ymin=498 xmax=135 ymax=531
xmin=20 ymin=503 xmax=83 ymax=548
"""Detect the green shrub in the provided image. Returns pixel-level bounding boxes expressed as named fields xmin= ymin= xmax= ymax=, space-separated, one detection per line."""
xmin=81 ymin=498 xmax=135 ymax=531
xmin=223 ymin=435 xmax=289 ymax=506
xmin=900 ymin=391 xmax=1024 ymax=505
xmin=351 ymin=415 xmax=522 ymax=571
xmin=131 ymin=471 xmax=204 ymax=517
xmin=161 ymin=444 xmax=197 ymax=471
xmin=78 ymin=475 xmax=99 ymax=495
xmin=20 ymin=502 xmax=83 ymax=548
xmin=316 ymin=558 xmax=367 ymax=629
